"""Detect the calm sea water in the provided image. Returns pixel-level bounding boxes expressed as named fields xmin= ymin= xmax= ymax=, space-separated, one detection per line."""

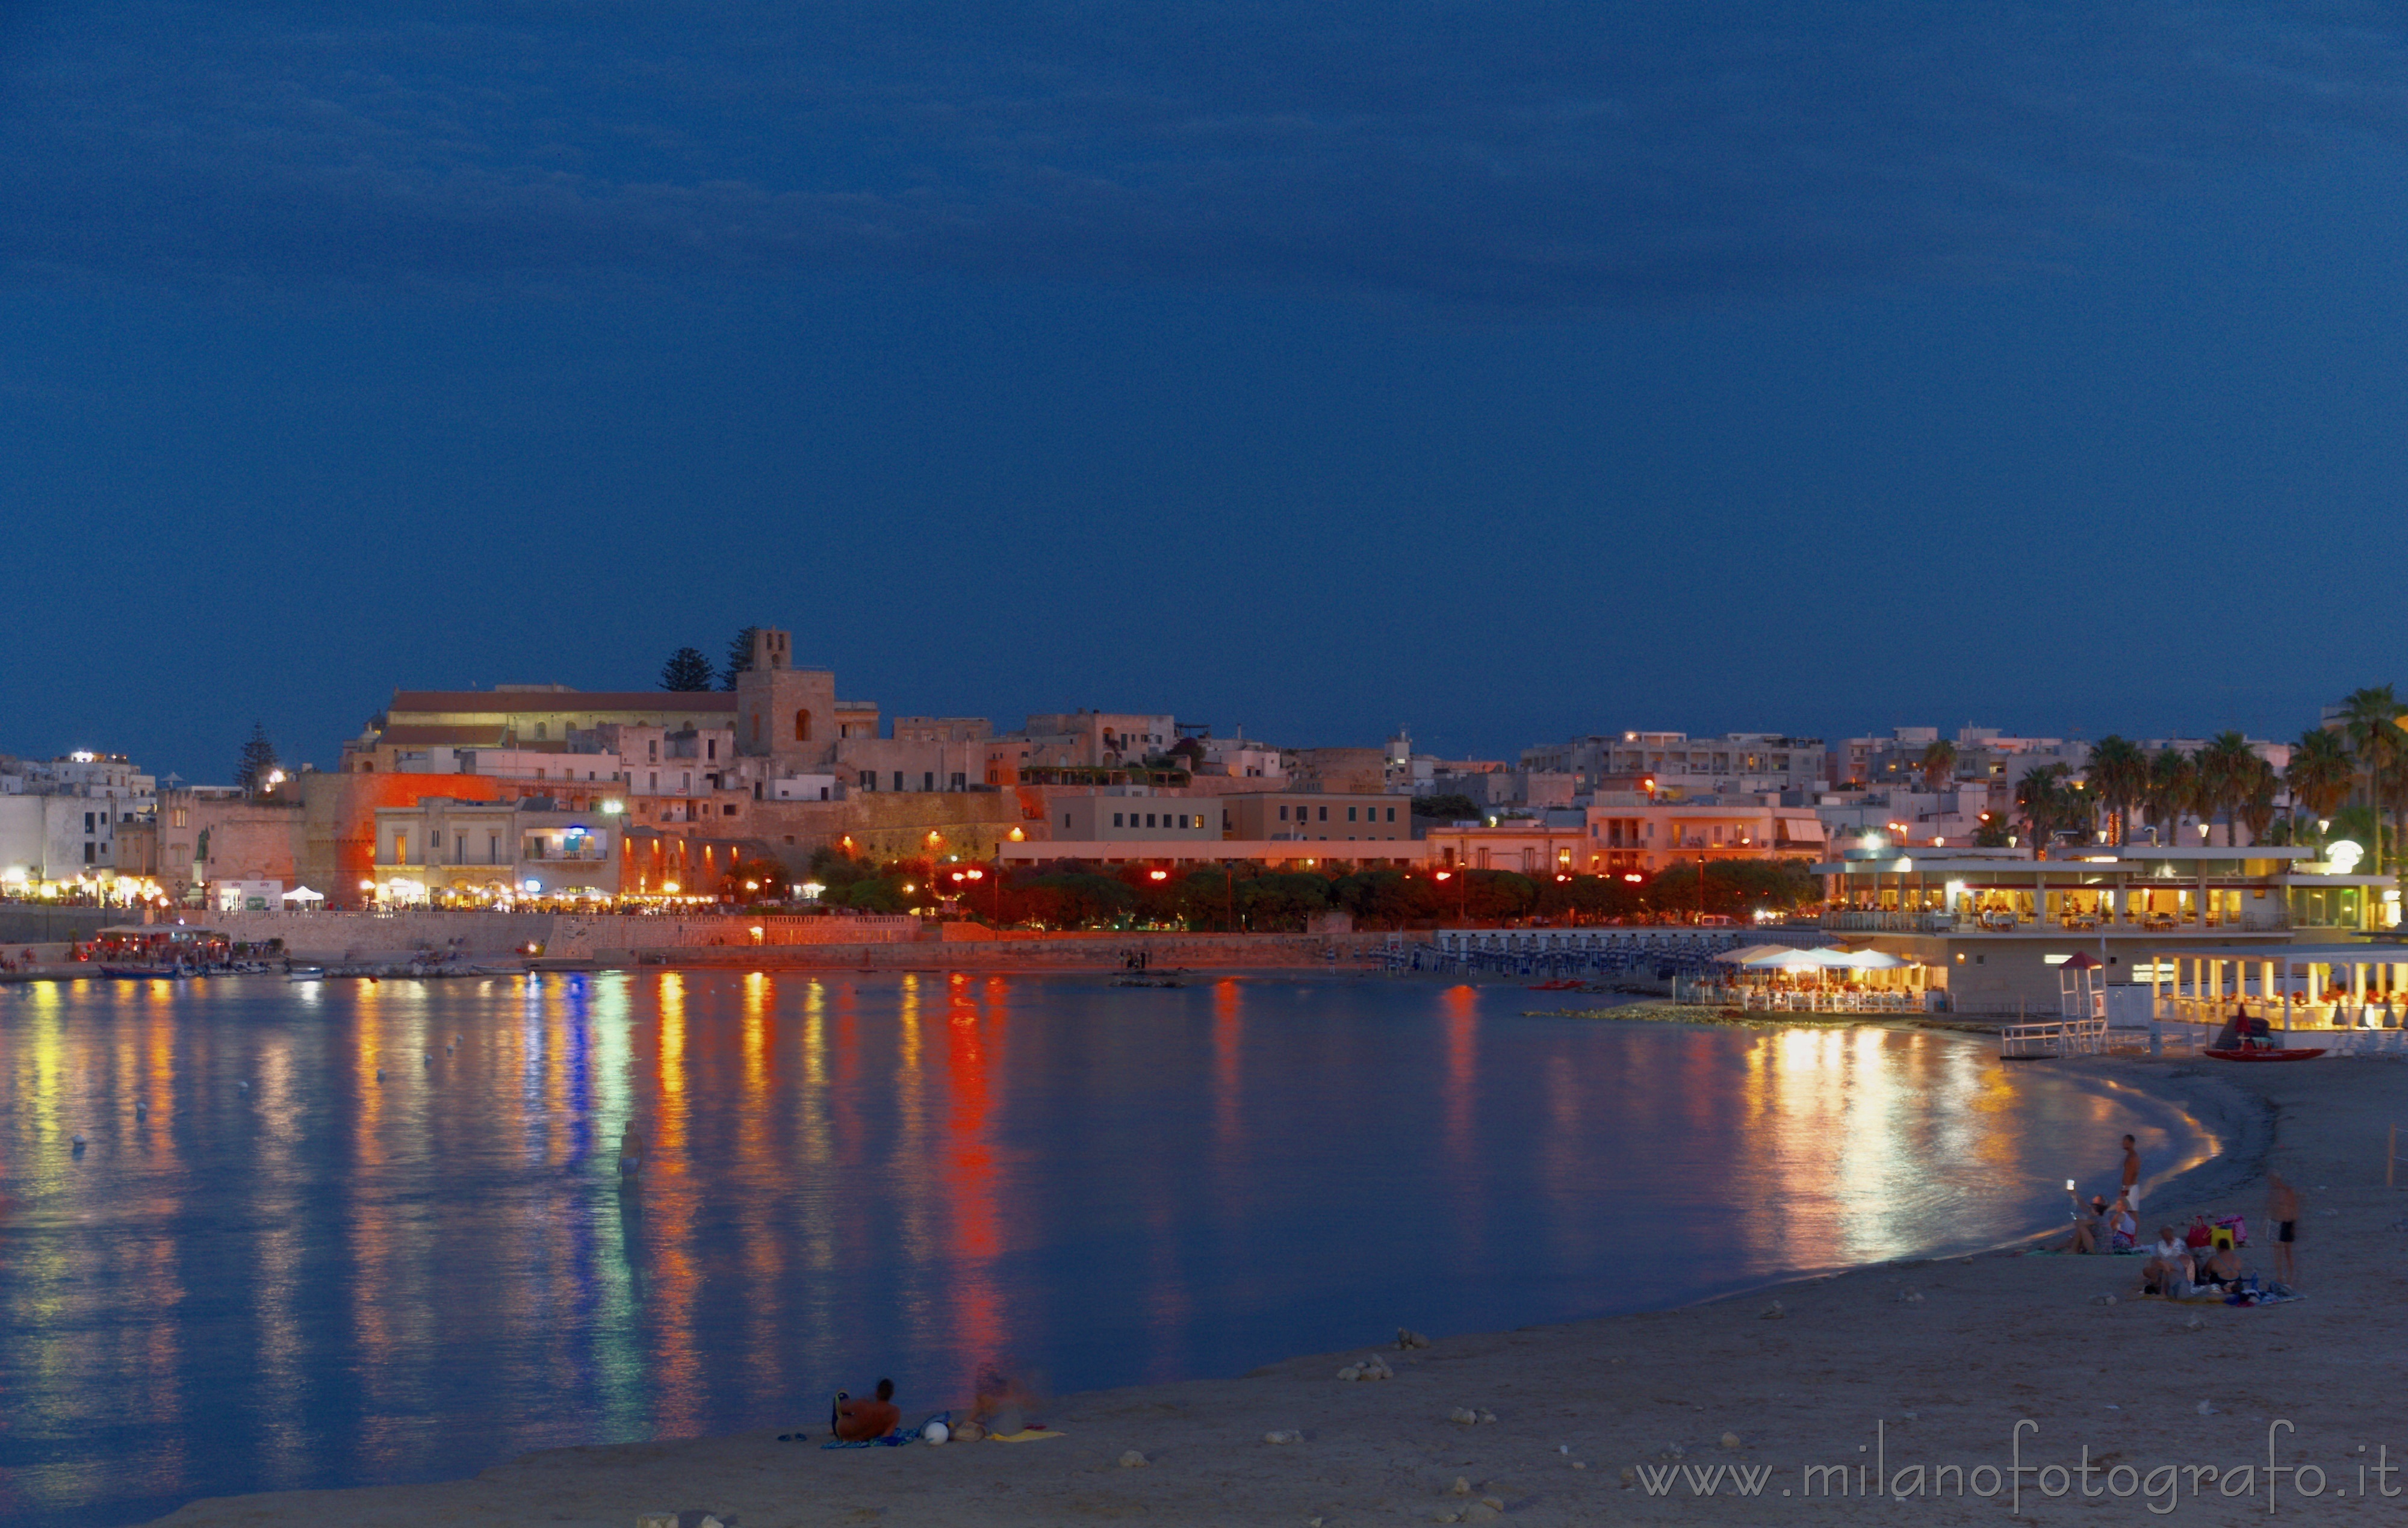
xmin=0 ymin=971 xmax=2208 ymax=1526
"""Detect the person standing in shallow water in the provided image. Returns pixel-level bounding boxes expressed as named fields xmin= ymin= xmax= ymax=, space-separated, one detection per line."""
xmin=2120 ymin=1133 xmax=2141 ymax=1213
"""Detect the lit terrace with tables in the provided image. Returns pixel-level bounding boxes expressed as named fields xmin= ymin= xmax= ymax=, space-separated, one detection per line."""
xmin=1813 ymin=840 xmax=2392 ymax=1010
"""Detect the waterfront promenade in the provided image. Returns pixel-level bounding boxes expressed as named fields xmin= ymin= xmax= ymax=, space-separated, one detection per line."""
xmin=0 ymin=909 xmax=1405 ymax=974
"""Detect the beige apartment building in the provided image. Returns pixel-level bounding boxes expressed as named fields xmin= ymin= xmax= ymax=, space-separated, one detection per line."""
xmin=1051 ymin=794 xmax=1220 ymax=841
xmin=1218 ymin=792 xmax=1410 ymax=841
xmin=1584 ymin=795 xmax=1825 ymax=874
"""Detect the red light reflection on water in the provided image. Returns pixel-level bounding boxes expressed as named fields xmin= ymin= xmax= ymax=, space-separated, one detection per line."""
xmin=940 ymin=974 xmax=1006 ymax=1397
xmin=646 ymin=973 xmax=703 ymax=1429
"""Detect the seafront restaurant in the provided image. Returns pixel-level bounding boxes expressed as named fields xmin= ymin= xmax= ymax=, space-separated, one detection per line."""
xmin=1815 ymin=843 xmax=2393 ymax=1010
xmin=2151 ymin=942 xmax=2408 ymax=1031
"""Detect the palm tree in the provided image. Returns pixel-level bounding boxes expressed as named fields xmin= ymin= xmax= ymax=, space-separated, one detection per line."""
xmin=2340 ymin=687 xmax=2407 ymax=875
xmin=2285 ymin=727 xmax=2353 ymax=847
xmin=2144 ymin=749 xmax=2197 ymax=844
xmin=2197 ymin=731 xmax=2258 ymax=848
xmin=2240 ymin=756 xmax=2281 ymax=845
xmin=1919 ymin=738 xmax=1958 ymax=793
xmin=2086 ymin=736 xmax=2147 ymax=846
xmin=2015 ymin=764 xmax=2070 ymax=854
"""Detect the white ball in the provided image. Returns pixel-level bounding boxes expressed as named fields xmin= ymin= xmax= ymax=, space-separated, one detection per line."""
xmin=922 ymin=1421 xmax=948 ymax=1445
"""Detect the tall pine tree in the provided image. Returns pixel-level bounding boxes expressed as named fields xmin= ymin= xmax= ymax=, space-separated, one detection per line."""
xmin=721 ymin=626 xmax=760 ymax=691
xmin=235 ymin=723 xmax=281 ymax=792
xmin=660 ymin=647 xmax=716 ymax=691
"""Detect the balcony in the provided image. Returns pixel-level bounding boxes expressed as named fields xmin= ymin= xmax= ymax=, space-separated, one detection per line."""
xmin=1820 ymin=909 xmax=1955 ymax=934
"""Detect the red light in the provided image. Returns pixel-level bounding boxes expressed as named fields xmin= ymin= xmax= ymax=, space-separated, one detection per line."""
xmin=1623 ymin=873 xmax=1643 ymax=883
xmin=1554 ymin=873 xmax=1569 ymax=882
xmin=1434 ymin=871 xmax=1453 ymax=881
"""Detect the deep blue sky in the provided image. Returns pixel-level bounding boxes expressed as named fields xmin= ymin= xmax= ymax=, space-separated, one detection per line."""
xmin=7 ymin=2 xmax=2408 ymax=781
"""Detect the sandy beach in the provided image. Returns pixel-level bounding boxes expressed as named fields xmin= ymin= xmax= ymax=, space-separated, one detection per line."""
xmin=147 ymin=1050 xmax=2403 ymax=1528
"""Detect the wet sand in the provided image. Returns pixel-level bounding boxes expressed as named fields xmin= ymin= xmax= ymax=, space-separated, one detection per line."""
xmin=150 ymin=1054 xmax=2403 ymax=1527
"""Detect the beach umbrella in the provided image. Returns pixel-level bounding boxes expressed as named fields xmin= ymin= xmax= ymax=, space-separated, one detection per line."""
xmin=1828 ymin=948 xmax=1909 ymax=970
xmin=1738 ymin=946 xmax=1834 ymax=970
xmin=1711 ymin=944 xmax=1789 ymax=964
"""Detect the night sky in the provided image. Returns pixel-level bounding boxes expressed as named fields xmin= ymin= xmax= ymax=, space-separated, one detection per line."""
xmin=7 ymin=3 xmax=2408 ymax=781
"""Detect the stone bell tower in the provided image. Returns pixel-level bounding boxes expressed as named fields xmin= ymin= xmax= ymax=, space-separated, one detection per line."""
xmin=733 ymin=628 xmax=837 ymax=767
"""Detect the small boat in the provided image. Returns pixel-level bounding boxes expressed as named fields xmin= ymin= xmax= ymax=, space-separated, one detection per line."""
xmin=285 ymin=966 xmax=327 ymax=982
xmin=2203 ymin=1046 xmax=2327 ymax=1063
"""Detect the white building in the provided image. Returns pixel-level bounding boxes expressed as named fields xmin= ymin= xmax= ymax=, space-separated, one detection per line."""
xmin=0 ymin=752 xmax=158 ymax=883
xmin=1524 ymin=731 xmax=1826 ymax=795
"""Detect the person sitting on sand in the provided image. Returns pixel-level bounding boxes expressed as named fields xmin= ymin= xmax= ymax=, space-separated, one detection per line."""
xmin=2194 ymin=1241 xmax=2245 ymax=1291
xmin=2107 ymin=1194 xmax=2138 ymax=1253
xmin=833 ymin=1378 xmax=901 ymax=1442
xmin=2061 ymin=1194 xmax=2109 ymax=1254
xmin=2185 ymin=1214 xmax=2215 ymax=1256
xmin=2141 ymin=1226 xmax=2194 ymax=1294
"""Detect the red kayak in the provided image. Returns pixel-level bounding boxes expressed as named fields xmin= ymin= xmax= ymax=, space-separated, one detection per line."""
xmin=2203 ymin=1046 xmax=2327 ymax=1063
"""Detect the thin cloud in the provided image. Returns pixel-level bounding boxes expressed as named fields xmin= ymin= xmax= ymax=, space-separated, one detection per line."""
xmin=5 ymin=2 xmax=2407 ymax=307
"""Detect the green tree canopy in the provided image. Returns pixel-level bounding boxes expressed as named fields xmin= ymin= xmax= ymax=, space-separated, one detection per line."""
xmin=1412 ymin=792 xmax=1484 ymax=822
xmin=1237 ymin=872 xmax=1332 ymax=930
xmin=659 ymin=646 xmax=716 ymax=691
xmin=235 ymin=722 xmax=280 ymax=793
xmin=721 ymin=626 xmax=761 ymax=691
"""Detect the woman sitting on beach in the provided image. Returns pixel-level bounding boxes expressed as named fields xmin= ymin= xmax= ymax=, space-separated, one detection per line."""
xmin=2194 ymin=1242 xmax=2245 ymax=1291
xmin=2107 ymin=1195 xmax=2138 ymax=1253
xmin=2061 ymin=1194 xmax=2110 ymax=1254
xmin=833 ymin=1379 xmax=901 ymax=1442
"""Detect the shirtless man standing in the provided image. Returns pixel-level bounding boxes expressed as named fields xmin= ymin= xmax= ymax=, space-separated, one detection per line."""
xmin=2120 ymin=1134 xmax=2142 ymax=1213
xmin=2268 ymin=1171 xmax=2300 ymax=1284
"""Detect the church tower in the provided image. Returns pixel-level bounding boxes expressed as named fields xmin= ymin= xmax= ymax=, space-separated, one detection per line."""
xmin=733 ymin=628 xmax=837 ymax=768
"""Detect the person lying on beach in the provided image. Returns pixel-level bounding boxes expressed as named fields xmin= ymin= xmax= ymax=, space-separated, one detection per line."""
xmin=833 ymin=1379 xmax=901 ymax=1442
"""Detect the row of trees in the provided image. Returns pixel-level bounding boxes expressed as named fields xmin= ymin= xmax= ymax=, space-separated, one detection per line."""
xmin=660 ymin=627 xmax=767 ymax=692
xmin=1916 ymin=686 xmax=2407 ymax=867
xmin=796 ymin=848 xmax=1820 ymax=931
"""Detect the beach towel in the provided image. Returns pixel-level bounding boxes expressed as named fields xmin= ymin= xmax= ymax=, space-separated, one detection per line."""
xmin=987 ymin=1427 xmax=1064 ymax=1443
